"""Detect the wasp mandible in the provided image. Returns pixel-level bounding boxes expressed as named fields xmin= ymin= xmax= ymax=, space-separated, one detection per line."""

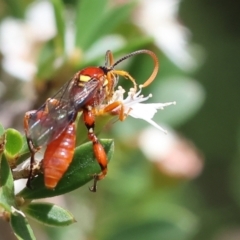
xmin=24 ymin=49 xmax=159 ymax=191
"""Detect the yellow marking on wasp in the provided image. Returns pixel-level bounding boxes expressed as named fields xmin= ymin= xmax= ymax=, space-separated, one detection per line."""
xmin=79 ymin=75 xmax=91 ymax=82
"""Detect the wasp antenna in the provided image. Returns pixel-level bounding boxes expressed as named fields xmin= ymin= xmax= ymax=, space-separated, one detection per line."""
xmin=105 ymin=50 xmax=114 ymax=68
xmin=111 ymin=49 xmax=159 ymax=88
xmin=140 ymin=50 xmax=159 ymax=88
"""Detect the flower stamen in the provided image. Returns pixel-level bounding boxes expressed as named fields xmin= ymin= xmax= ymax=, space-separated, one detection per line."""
xmin=106 ymin=84 xmax=176 ymax=133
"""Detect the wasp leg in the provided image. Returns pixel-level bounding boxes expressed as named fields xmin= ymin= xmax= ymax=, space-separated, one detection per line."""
xmin=26 ymin=139 xmax=41 ymax=189
xmin=107 ymin=70 xmax=137 ymax=92
xmin=97 ymin=101 xmax=130 ymax=121
xmin=83 ymin=107 xmax=108 ymax=192
xmin=26 ymin=138 xmax=34 ymax=188
xmin=24 ymin=111 xmax=40 ymax=189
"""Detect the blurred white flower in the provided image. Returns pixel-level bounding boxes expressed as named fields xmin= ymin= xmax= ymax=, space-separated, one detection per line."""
xmin=26 ymin=1 xmax=56 ymax=41
xmin=135 ymin=0 xmax=197 ymax=70
xmin=138 ymin=127 xmax=203 ymax=179
xmin=109 ymin=86 xmax=176 ymax=133
xmin=0 ymin=1 xmax=56 ymax=81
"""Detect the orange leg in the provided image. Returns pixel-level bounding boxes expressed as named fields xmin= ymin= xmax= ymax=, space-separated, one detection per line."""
xmin=107 ymin=70 xmax=137 ymax=92
xmin=83 ymin=107 xmax=108 ymax=192
xmin=96 ymin=101 xmax=131 ymax=121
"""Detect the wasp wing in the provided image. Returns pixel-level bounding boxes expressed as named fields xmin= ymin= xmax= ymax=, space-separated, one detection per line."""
xmin=26 ymin=77 xmax=100 ymax=148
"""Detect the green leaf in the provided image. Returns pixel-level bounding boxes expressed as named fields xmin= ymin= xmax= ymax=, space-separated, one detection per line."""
xmin=18 ymin=139 xmax=114 ymax=199
xmin=16 ymin=136 xmax=31 ymax=165
xmin=3 ymin=0 xmax=25 ymax=18
xmin=5 ymin=128 xmax=23 ymax=157
xmin=0 ymin=155 xmax=15 ymax=211
xmin=50 ymin=0 xmax=65 ymax=54
xmin=87 ymin=2 xmax=135 ymax=47
xmin=36 ymin=40 xmax=56 ymax=79
xmin=24 ymin=202 xmax=75 ymax=227
xmin=76 ymin=1 xmax=135 ymax=49
xmin=4 ymin=128 xmax=23 ymax=167
xmin=10 ymin=207 xmax=36 ymax=240
xmin=75 ymin=0 xmax=108 ymax=49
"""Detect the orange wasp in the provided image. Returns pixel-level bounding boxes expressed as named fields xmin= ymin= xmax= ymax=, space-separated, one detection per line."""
xmin=24 ymin=49 xmax=159 ymax=191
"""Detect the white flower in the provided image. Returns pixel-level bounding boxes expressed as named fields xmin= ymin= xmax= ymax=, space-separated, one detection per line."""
xmin=138 ymin=126 xmax=203 ymax=179
xmin=110 ymin=86 xmax=176 ymax=133
xmin=134 ymin=0 xmax=197 ymax=71
xmin=0 ymin=1 xmax=56 ymax=81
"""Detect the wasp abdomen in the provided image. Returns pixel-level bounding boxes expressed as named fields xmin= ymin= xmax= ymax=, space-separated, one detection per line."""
xmin=43 ymin=123 xmax=76 ymax=189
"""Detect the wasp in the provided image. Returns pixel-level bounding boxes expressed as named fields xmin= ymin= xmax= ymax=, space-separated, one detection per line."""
xmin=24 ymin=49 xmax=159 ymax=191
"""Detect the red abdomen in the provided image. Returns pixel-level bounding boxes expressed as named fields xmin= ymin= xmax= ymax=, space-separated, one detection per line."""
xmin=43 ymin=123 xmax=76 ymax=189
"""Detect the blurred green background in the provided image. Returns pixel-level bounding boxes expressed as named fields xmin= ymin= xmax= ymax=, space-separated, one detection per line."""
xmin=0 ymin=0 xmax=240 ymax=239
